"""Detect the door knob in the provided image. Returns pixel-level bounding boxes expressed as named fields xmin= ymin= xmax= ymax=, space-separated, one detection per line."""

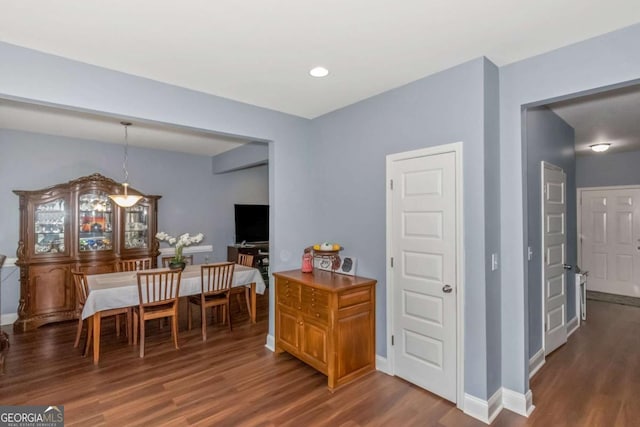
xmin=442 ymin=285 xmax=453 ymax=293
xmin=563 ymin=264 xmax=572 ymax=270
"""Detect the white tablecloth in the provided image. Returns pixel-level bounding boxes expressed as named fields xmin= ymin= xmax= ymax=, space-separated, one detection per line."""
xmin=82 ymin=264 xmax=266 ymax=319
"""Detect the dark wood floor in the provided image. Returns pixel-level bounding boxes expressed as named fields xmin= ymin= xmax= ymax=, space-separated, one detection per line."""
xmin=1 ymin=297 xmax=638 ymax=426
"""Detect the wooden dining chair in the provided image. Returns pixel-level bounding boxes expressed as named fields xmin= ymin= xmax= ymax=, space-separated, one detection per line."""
xmin=72 ymin=271 xmax=132 ymax=356
xmin=116 ymin=257 xmax=153 ymax=272
xmin=231 ymin=254 xmax=254 ymax=313
xmin=188 ymin=262 xmax=235 ymax=341
xmin=161 ymin=254 xmax=193 ymax=268
xmin=133 ymin=270 xmax=182 ymax=357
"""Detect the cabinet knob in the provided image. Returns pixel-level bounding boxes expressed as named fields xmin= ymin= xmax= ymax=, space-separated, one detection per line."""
xmin=315 ymin=313 xmax=320 ymax=318
xmin=297 ymin=306 xmax=301 ymax=310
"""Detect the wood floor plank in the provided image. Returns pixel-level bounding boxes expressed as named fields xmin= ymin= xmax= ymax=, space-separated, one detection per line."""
xmin=1 ymin=296 xmax=638 ymax=426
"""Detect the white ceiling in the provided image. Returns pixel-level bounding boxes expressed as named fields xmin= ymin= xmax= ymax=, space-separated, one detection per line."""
xmin=1 ymin=1 xmax=639 ymax=156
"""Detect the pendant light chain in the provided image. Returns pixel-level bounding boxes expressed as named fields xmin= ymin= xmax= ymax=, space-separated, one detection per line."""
xmin=108 ymin=121 xmax=142 ymax=208
xmin=122 ymin=121 xmax=131 ymax=184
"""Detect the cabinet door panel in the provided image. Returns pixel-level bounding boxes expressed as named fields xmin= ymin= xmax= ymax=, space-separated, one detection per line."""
xmin=277 ymin=306 xmax=300 ymax=351
xmin=31 ymin=264 xmax=73 ymax=315
xmin=301 ymin=318 xmax=328 ymax=370
xmin=337 ymin=310 xmax=374 ymax=378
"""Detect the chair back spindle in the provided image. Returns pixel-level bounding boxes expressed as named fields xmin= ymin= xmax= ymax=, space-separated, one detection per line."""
xmin=137 ymin=270 xmax=181 ymax=306
xmin=117 ymin=257 xmax=153 ymax=272
xmin=202 ymin=262 xmax=234 ymax=295
xmin=237 ymin=253 xmax=254 ymax=268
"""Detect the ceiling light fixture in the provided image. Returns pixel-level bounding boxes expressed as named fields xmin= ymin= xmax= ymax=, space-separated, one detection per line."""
xmin=109 ymin=122 xmax=142 ymax=208
xmin=590 ymin=143 xmax=611 ymax=153
xmin=309 ymin=66 xmax=329 ymax=77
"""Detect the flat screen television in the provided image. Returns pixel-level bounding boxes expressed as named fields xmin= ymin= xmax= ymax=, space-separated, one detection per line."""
xmin=234 ymin=204 xmax=269 ymax=243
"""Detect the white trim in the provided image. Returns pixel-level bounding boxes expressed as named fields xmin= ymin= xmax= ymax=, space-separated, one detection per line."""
xmin=264 ymin=333 xmax=275 ymax=352
xmin=463 ymin=388 xmax=503 ymax=425
xmin=529 ymin=348 xmax=545 ymax=379
xmin=385 ymin=142 xmax=465 ymax=408
xmin=158 ymin=245 xmax=213 ymax=256
xmin=1 ymin=313 xmax=18 ymax=326
xmin=566 ymin=316 xmax=579 ymax=337
xmin=1 ymin=257 xmax=17 ymax=268
xmin=375 ymin=355 xmax=391 ymax=374
xmin=502 ymin=388 xmax=535 ymax=417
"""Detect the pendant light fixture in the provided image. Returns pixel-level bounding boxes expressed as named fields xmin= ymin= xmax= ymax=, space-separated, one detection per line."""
xmin=109 ymin=121 xmax=142 ymax=208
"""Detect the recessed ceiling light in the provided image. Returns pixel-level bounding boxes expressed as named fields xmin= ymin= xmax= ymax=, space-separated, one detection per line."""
xmin=309 ymin=67 xmax=329 ymax=78
xmin=590 ymin=143 xmax=610 ymax=153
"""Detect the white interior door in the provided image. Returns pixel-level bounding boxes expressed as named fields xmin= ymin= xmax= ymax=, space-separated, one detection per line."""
xmin=542 ymin=162 xmax=568 ymax=355
xmin=580 ymin=187 xmax=640 ymax=297
xmin=390 ymin=150 xmax=457 ymax=402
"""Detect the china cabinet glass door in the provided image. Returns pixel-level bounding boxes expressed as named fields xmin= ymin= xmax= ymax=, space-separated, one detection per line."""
xmin=34 ymin=199 xmax=66 ymax=254
xmin=78 ymin=192 xmax=114 ymax=252
xmin=124 ymin=203 xmax=149 ymax=249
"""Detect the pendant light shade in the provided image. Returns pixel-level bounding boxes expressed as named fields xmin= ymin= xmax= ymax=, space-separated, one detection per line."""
xmin=109 ymin=122 xmax=142 ymax=207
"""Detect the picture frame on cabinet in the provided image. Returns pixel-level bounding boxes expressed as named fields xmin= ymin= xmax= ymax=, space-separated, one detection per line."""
xmin=314 ymin=255 xmax=357 ymax=276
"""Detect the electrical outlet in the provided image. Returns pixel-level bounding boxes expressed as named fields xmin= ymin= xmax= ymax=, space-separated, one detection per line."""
xmin=491 ymin=253 xmax=499 ymax=271
xmin=527 ymin=246 xmax=533 ymax=261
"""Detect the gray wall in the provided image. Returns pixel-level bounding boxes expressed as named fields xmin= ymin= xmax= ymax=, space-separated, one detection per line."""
xmin=0 ymin=129 xmax=268 ymax=316
xmin=500 ymin=23 xmax=640 ymax=393
xmin=525 ymin=107 xmax=576 ymax=359
xmin=310 ymin=57 xmax=499 ymax=400
xmin=210 ymin=164 xmax=269 ymax=250
xmin=483 ymin=60 xmax=502 ymax=394
xmin=576 ymin=150 xmax=640 ymax=187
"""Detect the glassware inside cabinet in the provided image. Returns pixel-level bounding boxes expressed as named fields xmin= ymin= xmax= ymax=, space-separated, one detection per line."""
xmin=78 ymin=192 xmax=113 ymax=252
xmin=124 ymin=203 xmax=149 ymax=249
xmin=34 ymin=199 xmax=66 ymax=254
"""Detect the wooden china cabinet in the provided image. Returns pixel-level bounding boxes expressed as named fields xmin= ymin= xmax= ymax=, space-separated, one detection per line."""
xmin=13 ymin=173 xmax=161 ymax=331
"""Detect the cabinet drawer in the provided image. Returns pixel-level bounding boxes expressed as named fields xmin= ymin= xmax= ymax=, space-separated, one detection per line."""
xmin=338 ymin=287 xmax=372 ymax=309
xmin=276 ymin=278 xmax=301 ymax=308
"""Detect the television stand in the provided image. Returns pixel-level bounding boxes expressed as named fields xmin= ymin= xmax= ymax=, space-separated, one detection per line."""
xmin=227 ymin=243 xmax=269 ymax=283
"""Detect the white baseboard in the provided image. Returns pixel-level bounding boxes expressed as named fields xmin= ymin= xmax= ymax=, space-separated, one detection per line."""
xmin=1 ymin=313 xmax=17 ymax=326
xmin=529 ymin=348 xmax=545 ymax=379
xmin=375 ymin=355 xmax=391 ymax=374
xmin=567 ymin=316 xmax=579 ymax=337
xmin=502 ymin=388 xmax=535 ymax=417
xmin=264 ymin=334 xmax=275 ymax=352
xmin=463 ymin=388 xmax=503 ymax=424
xmin=464 ymin=387 xmax=534 ymax=424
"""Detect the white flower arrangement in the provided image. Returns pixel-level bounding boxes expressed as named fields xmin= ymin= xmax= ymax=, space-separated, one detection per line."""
xmin=155 ymin=231 xmax=204 ymax=262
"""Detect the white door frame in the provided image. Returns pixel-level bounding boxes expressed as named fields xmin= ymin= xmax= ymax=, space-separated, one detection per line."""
xmin=577 ymin=185 xmax=640 ymax=272
xmin=385 ymin=141 xmax=465 ymax=408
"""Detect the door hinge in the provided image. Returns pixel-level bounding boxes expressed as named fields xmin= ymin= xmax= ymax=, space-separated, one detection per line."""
xmin=390 ymin=179 xmax=394 ymax=190
xmin=390 ymin=257 xmax=394 ymax=268
xmin=391 ymin=335 xmax=394 ymax=346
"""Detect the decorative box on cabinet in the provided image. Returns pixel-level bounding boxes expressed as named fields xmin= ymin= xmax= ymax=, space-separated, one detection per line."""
xmin=273 ymin=269 xmax=376 ymax=390
xmin=13 ymin=173 xmax=161 ymax=331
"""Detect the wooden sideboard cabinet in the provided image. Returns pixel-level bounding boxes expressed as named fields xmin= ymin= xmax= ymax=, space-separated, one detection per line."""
xmin=13 ymin=173 xmax=161 ymax=331
xmin=273 ymin=269 xmax=376 ymax=390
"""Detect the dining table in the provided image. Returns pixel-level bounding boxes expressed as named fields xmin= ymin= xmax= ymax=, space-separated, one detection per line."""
xmin=82 ymin=263 xmax=266 ymax=364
